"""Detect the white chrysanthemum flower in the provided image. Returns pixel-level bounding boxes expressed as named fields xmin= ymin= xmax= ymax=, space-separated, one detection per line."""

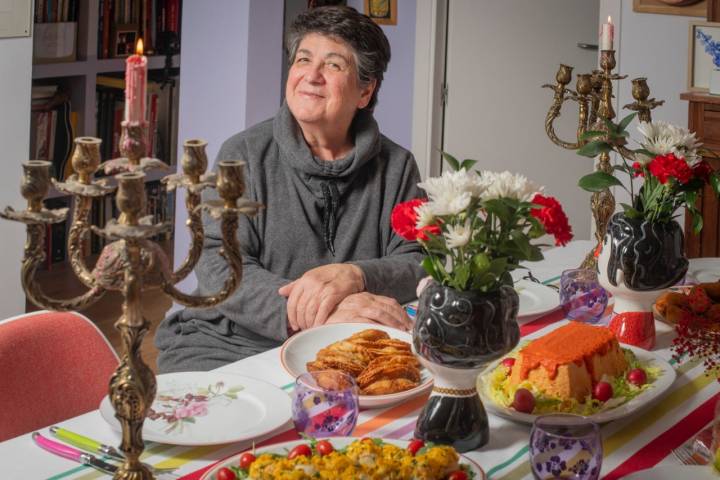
xmin=418 ymin=169 xmax=486 ymax=216
xmin=479 ymin=171 xmax=542 ymax=202
xmin=427 ymin=190 xmax=472 ymax=216
xmin=445 ymin=219 xmax=472 ymax=249
xmin=637 ymin=121 xmax=701 ymax=165
xmin=414 ymin=202 xmax=435 ymax=228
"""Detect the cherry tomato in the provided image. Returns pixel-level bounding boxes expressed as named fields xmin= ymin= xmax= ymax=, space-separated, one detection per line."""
xmin=287 ymin=443 xmax=312 ymax=459
xmin=447 ymin=470 xmax=469 ymax=480
xmin=407 ymin=438 xmax=425 ymax=455
xmin=316 ymin=440 xmax=334 ymax=456
xmin=593 ymin=381 xmax=613 ymax=402
xmin=238 ymin=452 xmax=256 ymax=469
xmin=627 ymin=368 xmax=647 ymax=386
xmin=216 ymin=467 xmax=237 ymax=480
xmin=511 ymin=388 xmax=535 ymax=414
xmin=501 ymin=357 xmax=516 ymax=371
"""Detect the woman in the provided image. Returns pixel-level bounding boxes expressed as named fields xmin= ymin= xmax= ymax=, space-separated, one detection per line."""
xmin=155 ymin=6 xmax=426 ymax=373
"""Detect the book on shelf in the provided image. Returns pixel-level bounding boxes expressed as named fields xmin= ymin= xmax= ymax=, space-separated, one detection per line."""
xmin=34 ymin=0 xmax=80 ymax=23
xmin=30 ymin=85 xmax=76 ymax=181
xmin=97 ymin=0 xmax=182 ymax=59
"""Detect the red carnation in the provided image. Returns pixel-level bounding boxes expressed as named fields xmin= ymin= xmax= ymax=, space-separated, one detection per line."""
xmin=693 ymin=160 xmax=714 ymax=183
xmin=632 ymin=161 xmax=645 ymax=177
xmin=648 ymin=153 xmax=692 ymax=185
xmin=530 ymin=194 xmax=574 ymax=246
xmin=391 ymin=199 xmax=440 ymax=242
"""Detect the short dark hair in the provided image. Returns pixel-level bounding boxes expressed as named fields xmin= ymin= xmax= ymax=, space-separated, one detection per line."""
xmin=286 ymin=6 xmax=391 ymax=110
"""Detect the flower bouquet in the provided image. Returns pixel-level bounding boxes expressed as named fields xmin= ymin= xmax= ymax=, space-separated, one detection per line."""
xmin=391 ymin=154 xmax=573 ymax=293
xmin=577 ymin=114 xmax=719 ymax=232
xmin=390 ymin=155 xmax=573 ymax=450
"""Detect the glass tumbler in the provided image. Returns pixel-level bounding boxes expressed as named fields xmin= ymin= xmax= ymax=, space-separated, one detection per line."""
xmin=291 ymin=370 xmax=359 ymax=438
xmin=560 ymin=269 xmax=609 ymax=323
xmin=529 ymin=414 xmax=603 ymax=480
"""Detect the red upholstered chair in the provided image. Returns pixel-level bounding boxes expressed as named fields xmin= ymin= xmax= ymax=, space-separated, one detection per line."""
xmin=0 ymin=310 xmax=118 ymax=442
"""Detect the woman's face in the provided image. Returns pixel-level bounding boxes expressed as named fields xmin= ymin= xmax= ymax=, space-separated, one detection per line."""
xmin=286 ymin=33 xmax=375 ymax=131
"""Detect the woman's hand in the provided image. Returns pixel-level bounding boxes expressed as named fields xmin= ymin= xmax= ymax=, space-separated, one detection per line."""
xmin=278 ymin=264 xmax=365 ymax=331
xmin=325 ymin=292 xmax=413 ymax=331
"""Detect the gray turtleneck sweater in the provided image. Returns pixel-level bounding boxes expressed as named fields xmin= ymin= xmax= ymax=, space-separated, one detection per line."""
xmin=155 ymin=104 xmax=426 ymax=373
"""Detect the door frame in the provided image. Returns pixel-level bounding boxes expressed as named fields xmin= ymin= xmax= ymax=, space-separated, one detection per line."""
xmin=411 ymin=0 xmax=617 ymax=180
xmin=410 ymin=0 xmax=448 ymax=179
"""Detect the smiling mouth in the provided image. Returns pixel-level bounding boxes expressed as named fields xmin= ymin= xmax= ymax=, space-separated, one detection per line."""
xmin=299 ymin=91 xmax=324 ymax=99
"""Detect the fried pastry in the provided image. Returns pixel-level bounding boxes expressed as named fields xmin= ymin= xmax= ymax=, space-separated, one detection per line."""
xmin=307 ymin=328 xmax=423 ymax=396
xmin=361 ymin=378 xmax=419 ymax=395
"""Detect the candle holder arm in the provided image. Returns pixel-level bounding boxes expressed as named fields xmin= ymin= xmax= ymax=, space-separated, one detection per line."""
xmin=543 ymin=84 xmax=582 ymax=150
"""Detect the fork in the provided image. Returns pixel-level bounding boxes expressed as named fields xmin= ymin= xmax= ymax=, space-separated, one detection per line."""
xmin=673 ymin=442 xmax=710 ymax=466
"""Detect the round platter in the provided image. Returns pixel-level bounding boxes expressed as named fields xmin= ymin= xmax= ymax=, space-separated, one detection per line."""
xmin=279 ymin=322 xmax=432 ymax=409
xmin=477 ymin=343 xmax=676 ymax=424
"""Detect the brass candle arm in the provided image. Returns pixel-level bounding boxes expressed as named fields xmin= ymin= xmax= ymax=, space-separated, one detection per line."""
xmin=543 ymin=49 xmax=664 ymax=269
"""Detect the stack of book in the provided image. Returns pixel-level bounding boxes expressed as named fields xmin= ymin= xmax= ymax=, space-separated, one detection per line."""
xmin=30 ymin=85 xmax=77 ymax=181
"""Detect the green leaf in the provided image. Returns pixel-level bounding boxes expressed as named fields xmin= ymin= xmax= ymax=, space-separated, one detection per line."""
xmin=452 ymin=264 xmax=471 ymax=290
xmin=617 ymin=112 xmax=637 ymax=133
xmin=693 ymin=213 xmax=704 ymax=234
xmin=578 ymin=172 xmax=623 ymax=192
xmin=634 ymin=148 xmax=655 ymax=158
xmin=620 ymin=203 xmax=642 ymax=219
xmin=577 ymin=140 xmax=613 ymax=158
xmin=580 ymin=130 xmax=606 ymax=141
xmin=224 ymin=393 xmax=238 ymax=399
xmin=484 ymin=198 xmax=512 ymax=224
xmin=472 ymin=253 xmax=491 ymax=272
xmin=460 ymin=159 xmax=478 ymax=171
xmin=604 ymin=118 xmax=618 ymax=135
xmin=509 ymin=231 xmax=532 ymax=258
xmin=441 ymin=151 xmax=460 ymax=171
xmin=421 ymin=256 xmax=441 ymax=281
xmin=711 ymin=173 xmax=720 ymax=196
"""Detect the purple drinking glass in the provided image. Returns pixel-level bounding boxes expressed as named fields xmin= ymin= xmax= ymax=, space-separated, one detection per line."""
xmin=292 ymin=370 xmax=359 ymax=438
xmin=530 ymin=414 xmax=603 ymax=480
xmin=560 ymin=269 xmax=609 ymax=324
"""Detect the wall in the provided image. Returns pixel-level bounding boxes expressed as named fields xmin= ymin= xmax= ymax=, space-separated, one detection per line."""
xmin=0 ymin=36 xmax=32 ymax=317
xmin=172 ymin=0 xmax=284 ymax=297
xmin=347 ymin=0 xmax=416 ymax=150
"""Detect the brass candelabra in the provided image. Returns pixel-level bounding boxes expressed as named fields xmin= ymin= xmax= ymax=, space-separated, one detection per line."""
xmin=543 ymin=49 xmax=664 ymax=268
xmin=1 ymin=121 xmax=260 ymax=480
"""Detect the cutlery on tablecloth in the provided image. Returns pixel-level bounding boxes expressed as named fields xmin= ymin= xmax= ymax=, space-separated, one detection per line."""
xmin=32 ymin=432 xmax=120 ymax=476
xmin=34 ymin=431 xmax=178 ymax=478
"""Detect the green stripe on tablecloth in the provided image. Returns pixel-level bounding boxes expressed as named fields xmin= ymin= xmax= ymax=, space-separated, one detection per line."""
xmin=486 ymin=446 xmax=529 ymax=479
xmin=46 ymin=465 xmax=90 ymax=480
xmin=542 ymin=275 xmax=560 ymax=285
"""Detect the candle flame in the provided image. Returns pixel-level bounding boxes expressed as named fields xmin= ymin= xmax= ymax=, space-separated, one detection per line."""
xmin=608 ymin=15 xmax=612 ymax=24
xmin=136 ymin=38 xmax=144 ymax=56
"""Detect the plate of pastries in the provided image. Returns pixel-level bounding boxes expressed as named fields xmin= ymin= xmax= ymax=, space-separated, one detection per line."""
xmin=280 ymin=323 xmax=433 ymax=408
xmin=654 ymin=281 xmax=720 ymax=324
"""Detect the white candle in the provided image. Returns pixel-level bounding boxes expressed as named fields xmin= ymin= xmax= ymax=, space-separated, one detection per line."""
xmin=125 ymin=38 xmax=147 ymax=123
xmin=600 ymin=16 xmax=614 ymax=51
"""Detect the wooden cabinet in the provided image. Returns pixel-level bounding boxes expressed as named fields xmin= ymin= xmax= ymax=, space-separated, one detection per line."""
xmin=680 ymin=91 xmax=720 ymax=257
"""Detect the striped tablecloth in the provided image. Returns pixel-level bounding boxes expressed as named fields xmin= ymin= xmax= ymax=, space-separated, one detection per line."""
xmin=2 ymin=241 xmax=717 ymax=479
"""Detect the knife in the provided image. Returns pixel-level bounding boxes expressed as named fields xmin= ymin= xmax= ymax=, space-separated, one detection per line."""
xmin=32 ymin=432 xmax=117 ymax=475
xmin=49 ymin=426 xmax=124 ymax=461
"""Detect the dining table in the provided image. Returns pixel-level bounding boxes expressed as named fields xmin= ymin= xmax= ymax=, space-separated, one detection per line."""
xmin=1 ymin=239 xmax=718 ymax=480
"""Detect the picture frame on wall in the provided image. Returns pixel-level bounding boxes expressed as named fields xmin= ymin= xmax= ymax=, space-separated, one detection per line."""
xmin=633 ymin=0 xmax=707 ymax=17
xmin=364 ymin=0 xmax=397 ymax=25
xmin=112 ymin=26 xmax=138 ymax=58
xmin=688 ymin=21 xmax=720 ymax=92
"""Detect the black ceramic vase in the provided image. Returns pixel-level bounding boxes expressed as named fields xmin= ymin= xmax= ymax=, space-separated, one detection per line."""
xmin=412 ymin=282 xmax=520 ymax=452
xmin=597 ymin=212 xmax=688 ymax=349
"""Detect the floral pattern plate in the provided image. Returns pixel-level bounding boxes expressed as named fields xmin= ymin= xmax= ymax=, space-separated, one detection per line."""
xmin=200 ymin=437 xmax=487 ymax=480
xmin=516 ymin=279 xmax=559 ymax=318
xmin=477 ymin=344 xmax=676 ymax=424
xmin=99 ymin=372 xmax=291 ymax=446
xmin=686 ymin=257 xmax=720 ymax=284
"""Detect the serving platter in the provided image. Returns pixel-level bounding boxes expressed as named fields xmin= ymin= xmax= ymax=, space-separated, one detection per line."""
xmin=477 ymin=344 xmax=676 ymax=424
xmin=280 ymin=323 xmax=432 ymax=409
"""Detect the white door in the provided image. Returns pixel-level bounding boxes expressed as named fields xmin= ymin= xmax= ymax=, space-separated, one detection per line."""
xmin=443 ymin=0 xmax=600 ymax=239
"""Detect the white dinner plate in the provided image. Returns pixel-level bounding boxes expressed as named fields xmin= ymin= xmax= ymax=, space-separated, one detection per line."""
xmin=687 ymin=257 xmax=720 ymax=284
xmin=279 ymin=323 xmax=433 ymax=409
xmin=622 ymin=464 xmax=718 ymax=479
xmin=516 ymin=279 xmax=559 ymax=318
xmin=200 ymin=437 xmax=487 ymax=480
xmin=99 ymin=372 xmax=291 ymax=446
xmin=477 ymin=344 xmax=676 ymax=424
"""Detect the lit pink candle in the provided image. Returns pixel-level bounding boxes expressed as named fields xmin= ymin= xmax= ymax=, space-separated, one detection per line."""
xmin=125 ymin=39 xmax=147 ymax=123
xmin=600 ymin=16 xmax=614 ymax=51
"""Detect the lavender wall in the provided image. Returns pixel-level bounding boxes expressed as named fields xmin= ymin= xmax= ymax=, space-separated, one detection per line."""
xmin=347 ymin=0 xmax=416 ymax=150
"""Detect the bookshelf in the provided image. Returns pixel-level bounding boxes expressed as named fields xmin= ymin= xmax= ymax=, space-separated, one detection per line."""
xmin=29 ymin=0 xmax=181 ymax=284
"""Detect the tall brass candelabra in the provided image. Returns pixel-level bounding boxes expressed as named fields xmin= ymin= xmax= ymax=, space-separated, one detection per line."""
xmin=1 ymin=122 xmax=260 ymax=480
xmin=543 ymin=49 xmax=665 ymax=268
